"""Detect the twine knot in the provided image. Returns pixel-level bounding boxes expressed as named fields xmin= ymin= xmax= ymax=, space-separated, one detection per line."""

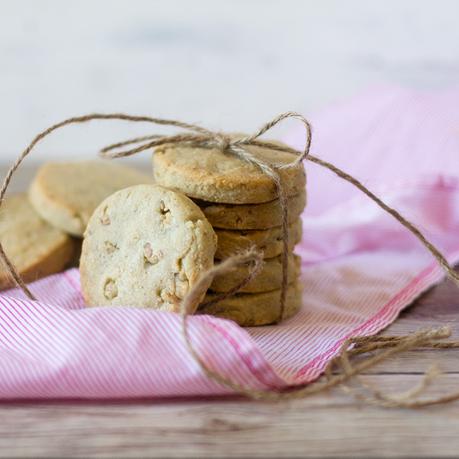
xmin=213 ymin=133 xmax=232 ymax=152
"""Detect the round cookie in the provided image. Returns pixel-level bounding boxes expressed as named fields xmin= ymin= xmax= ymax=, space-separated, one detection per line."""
xmin=215 ymin=220 xmax=303 ymax=259
xmin=196 ymin=191 xmax=306 ymax=230
xmin=29 ymin=160 xmax=152 ymax=237
xmin=153 ymin=141 xmax=306 ymax=204
xmin=199 ymin=282 xmax=303 ymax=327
xmin=0 ymin=194 xmax=76 ymax=290
xmin=80 ymin=184 xmax=217 ymax=313
xmin=210 ymin=254 xmax=301 ymax=293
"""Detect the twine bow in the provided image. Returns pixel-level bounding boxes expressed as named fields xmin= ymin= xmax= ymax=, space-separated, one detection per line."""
xmin=99 ymin=111 xmax=312 ymax=320
xmin=0 ymin=111 xmax=458 ymax=406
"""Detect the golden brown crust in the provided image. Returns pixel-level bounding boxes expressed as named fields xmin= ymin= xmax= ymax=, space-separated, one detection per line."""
xmin=0 ymin=194 xmax=76 ymax=290
xmin=196 ymin=192 xmax=306 ymax=230
xmin=29 ymin=161 xmax=153 ymax=237
xmin=210 ymin=253 xmax=301 ymax=293
xmin=215 ymin=220 xmax=302 ymax=259
xmin=199 ymin=281 xmax=303 ymax=327
xmin=153 ymin=142 xmax=306 ymax=204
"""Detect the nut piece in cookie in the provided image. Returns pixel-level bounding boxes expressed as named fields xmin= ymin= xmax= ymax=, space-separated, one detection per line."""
xmin=80 ymin=184 xmax=217 ymax=313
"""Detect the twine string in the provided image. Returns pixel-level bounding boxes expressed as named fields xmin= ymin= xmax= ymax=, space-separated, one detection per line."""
xmin=199 ymin=247 xmax=264 ymax=308
xmin=333 ymin=328 xmax=459 ymax=408
xmin=0 ymin=111 xmax=458 ymax=406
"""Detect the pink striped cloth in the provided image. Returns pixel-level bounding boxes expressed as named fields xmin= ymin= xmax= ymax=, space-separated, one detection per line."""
xmin=1 ymin=86 xmax=459 ymax=399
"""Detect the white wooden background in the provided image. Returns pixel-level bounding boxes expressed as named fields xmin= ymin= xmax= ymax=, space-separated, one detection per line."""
xmin=1 ymin=0 xmax=458 ymax=161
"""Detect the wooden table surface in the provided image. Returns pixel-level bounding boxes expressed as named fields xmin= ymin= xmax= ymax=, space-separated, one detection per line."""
xmin=1 ymin=165 xmax=459 ymax=458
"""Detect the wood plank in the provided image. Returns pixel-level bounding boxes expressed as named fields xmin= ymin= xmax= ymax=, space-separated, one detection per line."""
xmin=0 ymin=374 xmax=458 ymax=458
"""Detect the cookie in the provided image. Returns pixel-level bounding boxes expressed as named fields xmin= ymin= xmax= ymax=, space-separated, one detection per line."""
xmin=29 ymin=160 xmax=152 ymax=237
xmin=80 ymin=184 xmax=217 ymax=313
xmin=0 ymin=194 xmax=76 ymax=289
xmin=210 ymin=253 xmax=301 ymax=293
xmin=153 ymin=140 xmax=306 ymax=204
xmin=196 ymin=191 xmax=306 ymax=230
xmin=215 ymin=219 xmax=302 ymax=259
xmin=199 ymin=281 xmax=302 ymax=327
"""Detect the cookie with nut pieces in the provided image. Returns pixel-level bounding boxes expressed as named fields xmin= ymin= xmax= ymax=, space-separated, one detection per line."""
xmin=153 ymin=140 xmax=306 ymax=204
xmin=80 ymin=184 xmax=217 ymax=313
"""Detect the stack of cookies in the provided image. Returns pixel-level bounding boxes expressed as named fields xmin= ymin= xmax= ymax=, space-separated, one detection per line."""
xmin=152 ymin=140 xmax=306 ymax=326
xmin=1 ymin=149 xmax=306 ymax=328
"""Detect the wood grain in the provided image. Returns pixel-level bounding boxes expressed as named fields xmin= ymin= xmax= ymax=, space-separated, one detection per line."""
xmin=1 ymin=375 xmax=459 ymax=457
xmin=1 ymin=166 xmax=458 ymax=458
